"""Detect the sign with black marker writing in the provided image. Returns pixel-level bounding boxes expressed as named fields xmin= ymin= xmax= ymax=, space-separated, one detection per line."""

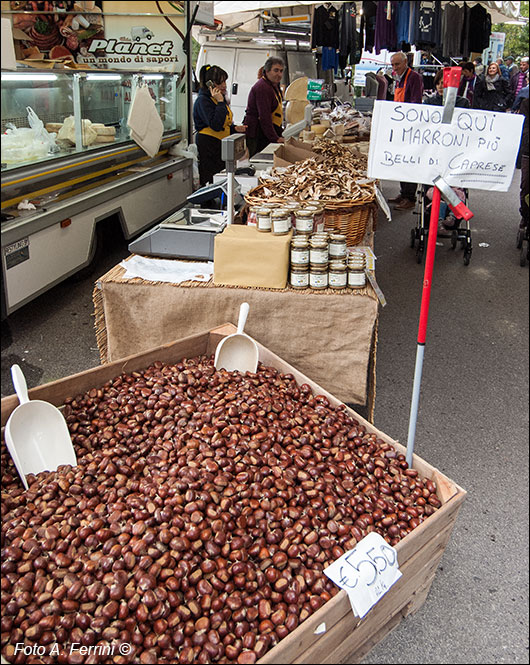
xmin=367 ymin=101 xmax=524 ymax=191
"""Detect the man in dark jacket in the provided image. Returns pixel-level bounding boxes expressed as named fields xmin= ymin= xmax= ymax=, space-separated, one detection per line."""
xmin=243 ymin=57 xmax=286 ymax=157
xmin=388 ymin=51 xmax=424 ymax=210
xmin=519 ymin=97 xmax=529 ymax=232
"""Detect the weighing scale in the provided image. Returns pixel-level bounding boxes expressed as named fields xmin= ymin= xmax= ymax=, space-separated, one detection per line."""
xmin=128 ymin=134 xmax=247 ymax=260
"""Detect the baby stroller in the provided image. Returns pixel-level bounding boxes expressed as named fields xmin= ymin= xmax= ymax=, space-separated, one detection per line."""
xmin=410 ymin=184 xmax=472 ymax=265
xmin=516 ymin=223 xmax=529 ymax=267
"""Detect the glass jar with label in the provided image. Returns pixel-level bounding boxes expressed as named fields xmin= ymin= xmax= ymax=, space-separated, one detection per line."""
xmin=290 ymin=265 xmax=309 ymax=289
xmin=256 ymin=207 xmax=272 ymax=233
xmin=309 ymin=237 xmax=328 ymax=265
xmin=307 ymin=204 xmax=325 ymax=232
xmin=284 ymin=202 xmax=300 ymax=227
xmin=291 ymin=237 xmax=309 ymax=266
xmin=329 ymin=261 xmax=347 ymax=290
xmin=271 ymin=210 xmax=291 ymax=235
xmin=329 ymin=234 xmax=347 ymax=260
xmin=348 ymin=253 xmax=366 ymax=288
xmin=295 ymin=210 xmax=314 ymax=235
xmin=309 ymin=264 xmax=328 ymax=290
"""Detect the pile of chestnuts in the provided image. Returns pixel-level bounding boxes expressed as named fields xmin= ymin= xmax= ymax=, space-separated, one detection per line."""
xmin=1 ymin=356 xmax=441 ymax=664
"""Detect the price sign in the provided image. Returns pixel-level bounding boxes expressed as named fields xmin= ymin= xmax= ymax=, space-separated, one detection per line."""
xmin=323 ymin=532 xmax=402 ymax=618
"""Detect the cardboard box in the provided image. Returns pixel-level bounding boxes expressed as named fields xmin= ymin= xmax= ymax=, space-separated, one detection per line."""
xmin=213 ymin=225 xmax=292 ymax=289
xmin=273 ymin=142 xmax=315 ymax=167
xmin=0 ymin=324 xmax=466 ymax=663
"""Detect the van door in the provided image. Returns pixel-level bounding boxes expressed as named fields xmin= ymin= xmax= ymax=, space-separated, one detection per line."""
xmin=230 ymin=49 xmax=272 ymax=124
xmin=196 ymin=45 xmax=236 ymax=86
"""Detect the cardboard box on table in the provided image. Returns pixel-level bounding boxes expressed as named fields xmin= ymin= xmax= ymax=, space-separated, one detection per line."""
xmin=273 ymin=142 xmax=315 ymax=167
xmin=213 ymin=225 xmax=292 ymax=289
xmin=0 ymin=324 xmax=466 ymax=664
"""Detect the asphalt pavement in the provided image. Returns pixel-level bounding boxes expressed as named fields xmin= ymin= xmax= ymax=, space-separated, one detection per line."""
xmin=1 ymin=174 xmax=528 ymax=664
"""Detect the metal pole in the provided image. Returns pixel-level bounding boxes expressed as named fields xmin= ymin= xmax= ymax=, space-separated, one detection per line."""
xmin=406 ymin=186 xmax=442 ymax=467
xmin=227 ymin=167 xmax=234 ymax=226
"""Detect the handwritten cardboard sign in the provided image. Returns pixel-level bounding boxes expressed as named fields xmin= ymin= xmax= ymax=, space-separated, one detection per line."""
xmin=367 ymin=101 xmax=524 ymax=191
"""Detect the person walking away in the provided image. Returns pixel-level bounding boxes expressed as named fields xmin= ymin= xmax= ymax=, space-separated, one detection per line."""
xmin=512 ymin=75 xmax=529 ymax=113
xmin=193 ymin=65 xmax=247 ymax=191
xmin=243 ymin=57 xmax=286 ymax=158
xmin=473 ymin=61 xmax=514 ymax=112
xmin=458 ymin=61 xmax=477 ymax=106
xmin=518 ymin=97 xmax=529 ymax=235
xmin=496 ymin=58 xmax=509 ymax=80
xmin=424 ymin=70 xmax=470 ymax=236
xmin=387 ymin=51 xmax=424 ymax=211
xmin=511 ymin=57 xmax=529 ymax=104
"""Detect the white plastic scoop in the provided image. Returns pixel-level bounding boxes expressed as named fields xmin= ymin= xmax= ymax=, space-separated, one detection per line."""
xmin=4 ymin=365 xmax=77 ymax=490
xmin=214 ymin=302 xmax=259 ymax=373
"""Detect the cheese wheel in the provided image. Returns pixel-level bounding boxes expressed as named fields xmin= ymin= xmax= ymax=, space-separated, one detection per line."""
xmin=45 ymin=123 xmax=63 ymax=133
xmin=311 ymin=124 xmax=326 ymax=135
xmin=95 ymin=126 xmax=116 ymax=136
xmin=94 ymin=135 xmax=115 ymax=143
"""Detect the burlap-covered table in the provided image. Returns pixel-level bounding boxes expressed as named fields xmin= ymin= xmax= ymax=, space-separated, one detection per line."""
xmin=93 ymin=262 xmax=379 ymax=415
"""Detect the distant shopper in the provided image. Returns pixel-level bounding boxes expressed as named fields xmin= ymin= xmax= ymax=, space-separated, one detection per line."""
xmin=473 ymin=57 xmax=484 ymax=76
xmin=243 ymin=57 xmax=286 ymax=157
xmin=388 ymin=51 xmax=424 ymax=211
xmin=512 ymin=79 xmax=529 ymax=113
xmin=193 ymin=65 xmax=247 ymax=187
xmin=518 ymin=97 xmax=529 ymax=233
xmin=458 ymin=61 xmax=477 ymax=106
xmin=473 ymin=61 xmax=514 ymax=112
xmin=496 ymin=58 xmax=510 ymax=80
xmin=425 ymin=69 xmax=471 ymax=109
xmin=511 ymin=57 xmax=529 ymax=99
xmin=505 ymin=55 xmax=518 ymax=78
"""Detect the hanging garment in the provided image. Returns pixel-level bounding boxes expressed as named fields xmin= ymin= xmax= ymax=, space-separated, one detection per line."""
xmin=339 ymin=2 xmax=361 ymax=69
xmin=375 ymin=1 xmax=398 ymax=55
xmin=413 ymin=0 xmax=442 ymax=50
xmin=442 ymin=2 xmax=465 ymax=58
xmin=395 ymin=0 xmax=411 ymax=50
xmin=311 ymin=3 xmax=340 ymax=49
xmin=360 ymin=1 xmax=377 ymax=52
xmin=322 ymin=46 xmax=339 ymax=73
xmin=467 ymin=3 xmax=491 ymax=54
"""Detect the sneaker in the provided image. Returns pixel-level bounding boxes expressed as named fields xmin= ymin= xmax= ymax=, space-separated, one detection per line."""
xmin=443 ymin=212 xmax=459 ymax=230
xmin=394 ymin=199 xmax=415 ymax=211
xmin=437 ymin=223 xmax=451 ymax=238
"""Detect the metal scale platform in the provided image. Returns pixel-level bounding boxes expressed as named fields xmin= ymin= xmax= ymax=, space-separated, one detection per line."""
xmin=128 ymin=135 xmax=247 ymax=261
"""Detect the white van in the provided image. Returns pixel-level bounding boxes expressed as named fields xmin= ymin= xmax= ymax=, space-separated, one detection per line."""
xmin=195 ymin=42 xmax=316 ymax=124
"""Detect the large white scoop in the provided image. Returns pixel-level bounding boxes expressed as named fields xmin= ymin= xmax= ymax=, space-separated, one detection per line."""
xmin=4 ymin=365 xmax=77 ymax=490
xmin=214 ymin=302 xmax=259 ymax=374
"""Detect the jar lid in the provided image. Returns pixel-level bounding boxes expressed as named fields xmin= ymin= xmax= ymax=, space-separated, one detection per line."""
xmin=285 ymin=202 xmax=300 ymax=209
xmin=296 ymin=210 xmax=314 ymax=218
xmin=271 ymin=209 xmax=290 ymax=218
xmin=330 ymin=234 xmax=347 ymax=243
xmin=292 ymin=237 xmax=309 ymax=246
xmin=329 ymin=261 xmax=346 ymax=269
xmin=257 ymin=207 xmax=272 ymax=215
xmin=310 ymin=238 xmax=328 ymax=247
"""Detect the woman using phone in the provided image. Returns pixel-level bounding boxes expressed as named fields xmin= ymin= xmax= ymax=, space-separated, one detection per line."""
xmin=193 ymin=65 xmax=247 ymax=188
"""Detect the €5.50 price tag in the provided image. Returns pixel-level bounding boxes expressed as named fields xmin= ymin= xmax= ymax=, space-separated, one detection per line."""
xmin=323 ymin=532 xmax=402 ymax=618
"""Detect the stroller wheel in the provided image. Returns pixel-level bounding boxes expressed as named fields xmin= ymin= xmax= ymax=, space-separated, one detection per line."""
xmin=416 ymin=246 xmax=424 ymax=264
xmin=463 ymin=249 xmax=471 ymax=266
xmin=451 ymin=230 xmax=458 ymax=249
xmin=410 ymin=228 xmax=416 ymax=248
xmin=516 ymin=227 xmax=525 ymax=249
xmin=521 ymin=244 xmax=527 ymax=267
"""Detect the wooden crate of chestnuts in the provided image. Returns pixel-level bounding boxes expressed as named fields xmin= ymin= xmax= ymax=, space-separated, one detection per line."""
xmin=0 ymin=324 xmax=466 ymax=665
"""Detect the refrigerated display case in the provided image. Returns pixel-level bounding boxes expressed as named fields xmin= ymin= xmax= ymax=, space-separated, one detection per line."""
xmin=1 ymin=68 xmax=192 ymax=317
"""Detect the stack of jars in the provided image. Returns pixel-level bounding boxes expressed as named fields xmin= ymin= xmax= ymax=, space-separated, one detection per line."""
xmin=290 ymin=232 xmax=350 ymax=291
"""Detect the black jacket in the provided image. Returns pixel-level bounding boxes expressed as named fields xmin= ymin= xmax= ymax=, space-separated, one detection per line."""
xmin=423 ymin=93 xmax=470 ymax=108
xmin=472 ymin=74 xmax=514 ymax=112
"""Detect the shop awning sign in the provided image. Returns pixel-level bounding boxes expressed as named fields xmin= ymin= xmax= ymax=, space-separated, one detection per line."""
xmin=367 ymin=101 xmax=524 ymax=192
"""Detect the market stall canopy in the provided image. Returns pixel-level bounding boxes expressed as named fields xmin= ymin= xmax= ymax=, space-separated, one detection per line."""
xmin=213 ymin=1 xmax=522 ymax=24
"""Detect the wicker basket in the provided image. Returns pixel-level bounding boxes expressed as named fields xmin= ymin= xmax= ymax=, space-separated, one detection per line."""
xmin=322 ymin=199 xmax=376 ymax=246
xmin=245 ymin=186 xmax=376 ymax=246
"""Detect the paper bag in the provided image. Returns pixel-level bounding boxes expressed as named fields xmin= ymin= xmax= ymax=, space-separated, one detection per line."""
xmin=214 ymin=225 xmax=292 ymax=289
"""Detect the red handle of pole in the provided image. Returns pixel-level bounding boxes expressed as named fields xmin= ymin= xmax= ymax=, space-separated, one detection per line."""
xmin=418 ymin=186 xmax=441 ymax=344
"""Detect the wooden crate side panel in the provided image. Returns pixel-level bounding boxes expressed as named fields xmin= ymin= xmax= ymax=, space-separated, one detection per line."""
xmin=297 ymin=520 xmax=454 ymax=665
xmin=0 ymin=331 xmax=212 ymax=428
